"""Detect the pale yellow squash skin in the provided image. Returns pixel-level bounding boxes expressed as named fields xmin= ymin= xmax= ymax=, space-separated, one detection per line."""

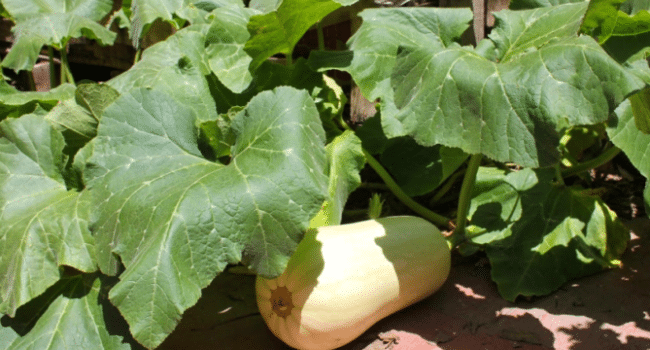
xmin=256 ymin=216 xmax=451 ymax=350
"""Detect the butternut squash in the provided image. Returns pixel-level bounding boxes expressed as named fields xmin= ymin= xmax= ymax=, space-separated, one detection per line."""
xmin=256 ymin=216 xmax=451 ymax=350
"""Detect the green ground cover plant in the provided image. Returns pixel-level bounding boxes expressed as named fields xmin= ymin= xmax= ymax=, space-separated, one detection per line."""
xmin=1 ymin=0 xmax=649 ymax=348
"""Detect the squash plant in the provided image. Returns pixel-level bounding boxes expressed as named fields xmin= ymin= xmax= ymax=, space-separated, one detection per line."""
xmin=1 ymin=0 xmax=649 ymax=349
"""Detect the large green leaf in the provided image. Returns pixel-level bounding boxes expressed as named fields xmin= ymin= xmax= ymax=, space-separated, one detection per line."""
xmin=0 ymin=115 xmax=95 ymax=317
xmin=345 ymin=7 xmax=473 ymax=102
xmin=129 ymin=0 xmax=187 ymax=42
xmin=490 ymin=2 xmax=589 ymax=61
xmin=1 ymin=0 xmax=112 ymax=21
xmin=345 ymin=4 xmax=643 ymax=167
xmin=1 ymin=0 xmax=116 ymax=72
xmin=2 ymin=275 xmax=130 ymax=350
xmin=204 ymin=5 xmax=259 ymax=93
xmin=467 ymin=167 xmax=629 ymax=301
xmin=128 ymin=0 xmax=245 ymax=42
xmin=244 ymin=0 xmax=355 ymax=69
xmin=108 ymin=28 xmax=218 ymax=122
xmin=83 ymin=86 xmax=327 ymax=348
xmin=387 ymin=37 xmax=642 ymax=168
xmin=3 ymin=15 xmax=115 ymax=71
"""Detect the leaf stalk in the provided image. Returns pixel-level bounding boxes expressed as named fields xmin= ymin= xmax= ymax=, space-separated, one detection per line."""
xmin=561 ymin=145 xmax=621 ymax=178
xmin=48 ymin=47 xmax=56 ymax=88
xmin=429 ymin=168 xmax=465 ymax=206
xmin=452 ymin=153 xmax=483 ymax=241
xmin=363 ymin=149 xmax=450 ymax=228
xmin=59 ymin=46 xmax=74 ymax=85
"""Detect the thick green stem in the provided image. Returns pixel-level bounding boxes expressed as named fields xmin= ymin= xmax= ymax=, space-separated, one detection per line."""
xmin=334 ymin=114 xmax=448 ymax=226
xmin=48 ymin=47 xmax=56 ymax=88
xmin=562 ymin=145 xmax=621 ymax=178
xmin=429 ymin=168 xmax=465 ymax=206
xmin=359 ymin=182 xmax=389 ymax=190
xmin=59 ymin=46 xmax=74 ymax=85
xmin=452 ymin=154 xmax=483 ymax=241
xmin=363 ymin=149 xmax=450 ymax=228
xmin=26 ymin=71 xmax=36 ymax=91
xmin=59 ymin=52 xmax=66 ymax=84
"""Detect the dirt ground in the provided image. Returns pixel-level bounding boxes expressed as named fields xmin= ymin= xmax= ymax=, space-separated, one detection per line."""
xmin=156 ymin=216 xmax=650 ymax=350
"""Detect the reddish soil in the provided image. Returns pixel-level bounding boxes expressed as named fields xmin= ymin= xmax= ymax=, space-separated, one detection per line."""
xmin=158 ymin=217 xmax=650 ymax=350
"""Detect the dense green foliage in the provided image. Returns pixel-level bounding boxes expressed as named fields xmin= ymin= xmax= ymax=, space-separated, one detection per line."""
xmin=1 ymin=0 xmax=649 ymax=348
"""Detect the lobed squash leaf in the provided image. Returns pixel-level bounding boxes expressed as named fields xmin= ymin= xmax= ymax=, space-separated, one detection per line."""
xmin=1 ymin=0 xmax=115 ymax=72
xmin=204 ymin=5 xmax=259 ymax=93
xmin=0 ymin=115 xmax=96 ymax=317
xmin=83 ymin=86 xmax=327 ymax=348
xmin=108 ymin=28 xmax=218 ymax=122
xmin=345 ymin=7 xmax=473 ymax=102
xmin=467 ymin=167 xmax=629 ymax=301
